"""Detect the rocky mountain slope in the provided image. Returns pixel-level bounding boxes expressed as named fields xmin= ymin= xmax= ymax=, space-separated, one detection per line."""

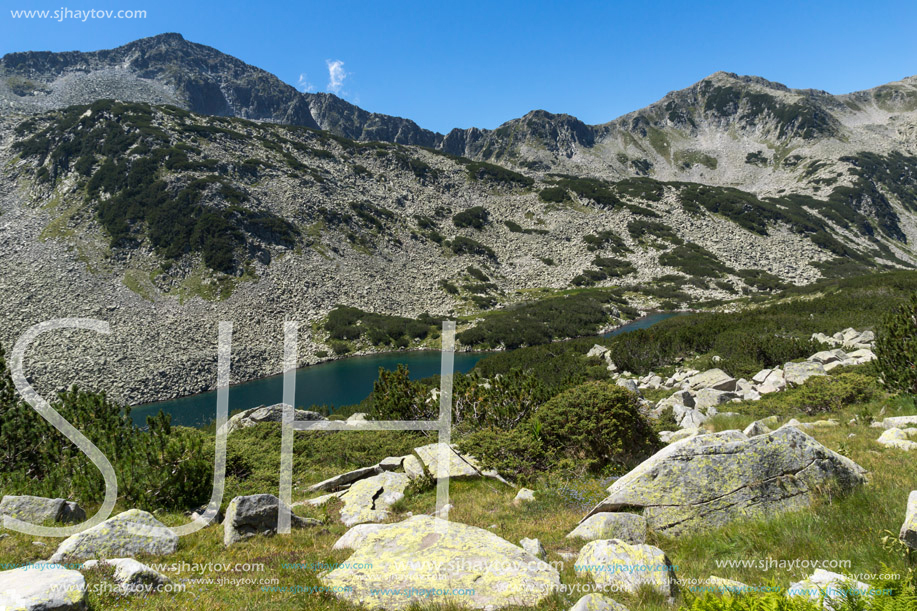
xmin=1 ymin=34 xmax=917 ymax=408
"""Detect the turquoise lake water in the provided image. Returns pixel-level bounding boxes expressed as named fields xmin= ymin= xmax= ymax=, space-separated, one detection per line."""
xmin=131 ymin=311 xmax=682 ymax=428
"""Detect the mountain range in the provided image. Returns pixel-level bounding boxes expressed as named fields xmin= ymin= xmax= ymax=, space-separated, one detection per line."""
xmin=1 ymin=33 xmax=916 ymax=406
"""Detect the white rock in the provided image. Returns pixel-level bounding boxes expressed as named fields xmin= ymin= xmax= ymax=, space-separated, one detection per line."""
xmin=569 ymin=593 xmax=629 ymax=611
xmin=0 ymin=564 xmax=87 ymax=610
xmin=901 ymin=491 xmax=916 ymax=550
xmin=513 ymin=488 xmax=536 ymax=506
xmin=520 ymin=537 xmax=546 ymax=559
xmin=788 ymin=569 xmax=874 ymax=609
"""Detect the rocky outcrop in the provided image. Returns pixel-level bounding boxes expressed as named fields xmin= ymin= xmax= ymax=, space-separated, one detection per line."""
xmin=0 ymin=495 xmax=85 ymax=525
xmin=0 ymin=563 xmax=87 ymax=610
xmin=50 ymin=509 xmax=178 ymax=563
xmin=322 ymin=515 xmax=560 ymax=609
xmin=223 ymin=494 xmax=320 ymax=546
xmin=225 ymin=404 xmax=325 ymax=434
xmin=583 ymin=427 xmax=867 ymax=535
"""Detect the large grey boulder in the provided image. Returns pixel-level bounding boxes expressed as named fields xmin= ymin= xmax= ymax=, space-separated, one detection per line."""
xmin=0 ymin=495 xmax=85 ymax=525
xmin=225 ymin=403 xmax=325 ymax=434
xmin=569 ymin=593 xmax=629 ymax=611
xmin=784 ymin=361 xmax=827 ymax=386
xmin=566 ymin=512 xmax=647 ymax=544
xmin=755 ymin=369 xmax=786 ymax=394
xmin=615 ymin=378 xmax=639 ymax=393
xmin=338 ymin=472 xmax=410 ymax=527
xmin=223 ymin=494 xmax=320 ymax=546
xmin=0 ymin=563 xmax=87 ymax=610
xmin=788 ymin=569 xmax=874 ymax=609
xmin=50 ymin=509 xmax=178 ymax=563
xmin=583 ymin=428 xmax=866 ymax=535
xmin=901 ymin=491 xmax=917 ymax=549
xmin=413 ymin=443 xmax=482 ymax=479
xmin=688 ymin=369 xmax=737 ymax=392
xmin=808 ymin=349 xmax=848 ymax=365
xmin=693 ymin=389 xmax=739 ymax=411
xmin=322 ymin=515 xmax=560 ymax=609
xmin=575 ymin=539 xmax=677 ymax=597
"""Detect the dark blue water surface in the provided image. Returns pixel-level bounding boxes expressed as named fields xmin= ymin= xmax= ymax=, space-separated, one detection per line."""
xmin=132 ymin=312 xmax=681 ymax=428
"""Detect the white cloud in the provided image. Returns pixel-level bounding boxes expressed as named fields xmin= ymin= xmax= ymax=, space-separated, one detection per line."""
xmin=326 ymin=59 xmax=348 ymax=95
xmin=296 ymin=73 xmax=315 ymax=93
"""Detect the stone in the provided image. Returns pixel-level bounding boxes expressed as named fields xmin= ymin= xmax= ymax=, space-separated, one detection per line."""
xmin=693 ymin=389 xmax=739 ymax=411
xmin=402 ymin=454 xmax=426 ymax=480
xmin=300 ymin=491 xmax=344 ymax=507
xmin=83 ymin=558 xmax=169 ymax=593
xmin=566 ymin=512 xmax=647 ymax=544
xmin=347 ymin=413 xmax=368 ymax=422
xmin=187 ymin=504 xmax=222 ymax=526
xmin=569 ymin=593 xmax=629 ymax=611
xmin=660 ymin=428 xmax=700 ymax=444
xmin=788 ymin=569 xmax=874 ymax=609
xmin=583 ymin=427 xmax=866 ymax=536
xmin=756 ymin=369 xmax=786 ymax=394
xmin=846 ymin=348 xmax=876 ymax=364
xmin=223 ymin=494 xmax=320 ymax=546
xmin=877 ymin=427 xmax=917 ymax=451
xmin=688 ymin=368 xmax=737 ymax=391
xmin=587 ymin=344 xmax=610 ymax=358
xmin=871 ymin=416 xmax=917 ymax=430
xmin=900 ymin=491 xmax=917 ymax=550
xmin=615 ymin=378 xmax=638 ymax=393
xmin=224 ymin=404 xmax=325 ymax=434
xmin=50 ymin=509 xmax=178 ymax=563
xmin=520 ymin=537 xmax=546 ymax=559
xmin=0 ymin=564 xmax=87 ymax=610
xmin=513 ymin=488 xmax=536 ymax=506
xmin=575 ymin=539 xmax=677 ymax=597
xmin=308 ymin=465 xmax=381 ymax=492
xmin=0 ymin=495 xmax=86 ymax=525
xmin=413 ymin=443 xmax=481 ymax=479
xmin=338 ymin=472 xmax=411 ymax=527
xmin=674 ymin=406 xmax=707 ymax=429
xmin=377 ymin=456 xmax=405 ymax=471
xmin=322 ymin=515 xmax=560 ymax=609
xmin=743 ymin=420 xmax=772 ymax=437
xmin=784 ymin=361 xmax=827 ymax=386
xmin=808 ymin=349 xmax=848 ymax=365
xmin=752 ymin=369 xmax=773 ymax=384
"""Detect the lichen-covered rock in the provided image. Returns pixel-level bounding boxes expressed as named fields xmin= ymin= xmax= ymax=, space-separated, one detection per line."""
xmin=402 ymin=454 xmax=426 ymax=480
xmin=615 ymin=378 xmax=638 ymax=393
xmin=574 ymin=539 xmax=677 ymax=597
xmin=0 ymin=495 xmax=86 ymax=525
xmin=693 ymin=389 xmax=739 ymax=411
xmin=332 ymin=523 xmax=392 ymax=551
xmin=688 ymin=369 xmax=737 ymax=392
xmin=0 ymin=563 xmax=87 ymax=610
xmin=583 ymin=427 xmax=866 ymax=535
xmin=322 ymin=515 xmax=560 ymax=609
xmin=743 ymin=420 xmax=772 ymax=437
xmin=224 ymin=403 xmax=325 ymax=434
xmin=877 ymin=428 xmax=917 ymax=451
xmin=567 ymin=512 xmax=647 ymax=544
xmin=660 ymin=427 xmax=701 ymax=444
xmin=808 ymin=349 xmax=848 ymax=364
xmin=901 ymin=491 xmax=917 ymax=549
xmin=223 ymin=494 xmax=320 ymax=546
xmin=783 ymin=361 xmax=827 ymax=386
xmin=513 ymin=488 xmax=535 ymax=505
xmin=703 ymin=575 xmax=750 ymax=595
xmin=50 ymin=509 xmax=178 ymax=563
xmin=569 ymin=593 xmax=629 ymax=611
xmin=788 ymin=569 xmax=874 ymax=609
xmin=338 ymin=471 xmax=410 ymax=526
xmin=413 ymin=443 xmax=481 ymax=479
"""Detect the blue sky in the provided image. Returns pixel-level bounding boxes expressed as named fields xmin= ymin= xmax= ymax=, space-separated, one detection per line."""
xmin=3 ymin=0 xmax=916 ymax=133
